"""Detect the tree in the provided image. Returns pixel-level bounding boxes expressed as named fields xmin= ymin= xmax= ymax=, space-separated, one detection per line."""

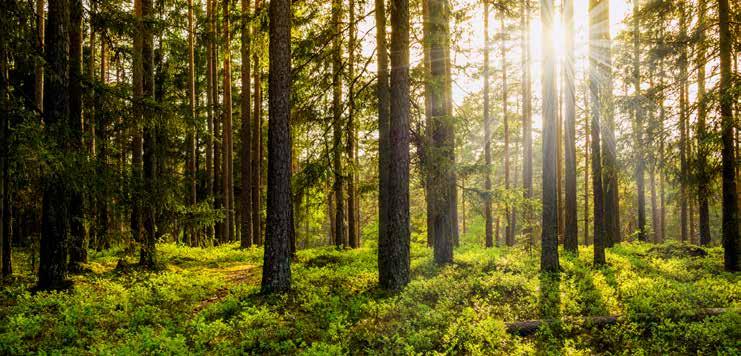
xmin=379 ymin=0 xmax=411 ymax=290
xmin=427 ymin=0 xmax=455 ymax=264
xmin=590 ymin=0 xmax=607 ymax=265
xmin=140 ymin=0 xmax=157 ymax=268
xmin=240 ymin=0 xmax=253 ymax=248
xmin=521 ymin=0 xmax=533 ymax=246
xmin=332 ymin=0 xmax=345 ymax=248
xmin=502 ymin=13 xmax=513 ymax=247
xmin=719 ymin=0 xmax=738 ymax=271
xmin=223 ymin=0 xmax=235 ymax=244
xmin=632 ymin=0 xmax=646 ymax=241
xmin=540 ymin=0 xmax=559 ymax=272
xmin=38 ymin=0 xmax=71 ymax=290
xmin=261 ymin=0 xmax=293 ymax=293
xmin=600 ymin=0 xmax=619 ymax=247
xmin=206 ymin=0 xmax=215 ymax=240
xmin=132 ymin=0 xmax=144 ymax=249
xmin=483 ymin=0 xmax=493 ymax=248
xmin=696 ymin=0 xmax=710 ymax=246
xmin=679 ymin=6 xmax=688 ymax=243
xmin=68 ymin=0 xmax=86 ymax=271
xmin=347 ymin=0 xmax=360 ymax=249
xmin=186 ymin=0 xmax=198 ymax=246
xmin=563 ymin=0 xmax=578 ymax=253
xmin=35 ymin=0 xmax=44 ymax=113
xmin=252 ymin=0 xmax=263 ymax=246
xmin=0 ymin=22 xmax=11 ymax=278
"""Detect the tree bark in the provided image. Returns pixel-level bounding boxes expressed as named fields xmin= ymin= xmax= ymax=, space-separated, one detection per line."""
xmin=696 ymin=0 xmax=710 ymax=246
xmin=719 ymin=0 xmax=739 ymax=271
xmin=540 ymin=0 xmax=559 ymax=272
xmin=502 ymin=14 xmax=513 ymax=247
xmin=39 ymin=0 xmax=71 ymax=290
xmin=521 ymin=0 xmax=533 ymax=246
xmin=261 ymin=0 xmax=293 ymax=293
xmin=240 ymin=0 xmax=253 ymax=248
xmin=589 ymin=0 xmax=606 ymax=265
xmin=332 ymin=0 xmax=345 ymax=249
xmin=68 ymin=0 xmax=86 ymax=271
xmin=563 ymin=0 xmax=577 ymax=253
xmin=427 ymin=0 xmax=455 ymax=264
xmin=35 ymin=0 xmax=44 ymax=113
xmin=633 ymin=0 xmax=646 ymax=242
xmin=483 ymin=1 xmax=493 ymax=248
xmin=679 ymin=7 xmax=688 ymax=243
xmin=206 ymin=0 xmax=214 ymax=240
xmin=131 ymin=0 xmax=143 ymax=248
xmin=599 ymin=0 xmax=619 ymax=247
xmin=139 ymin=0 xmax=157 ymax=268
xmin=252 ymin=2 xmax=262 ymax=245
xmin=0 ymin=31 xmax=11 ymax=277
xmin=223 ymin=0 xmax=235 ymax=244
xmin=347 ymin=0 xmax=359 ymax=249
xmin=379 ymin=0 xmax=411 ymax=290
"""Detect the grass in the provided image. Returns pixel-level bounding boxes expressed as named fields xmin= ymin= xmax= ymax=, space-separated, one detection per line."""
xmin=0 ymin=240 xmax=739 ymax=354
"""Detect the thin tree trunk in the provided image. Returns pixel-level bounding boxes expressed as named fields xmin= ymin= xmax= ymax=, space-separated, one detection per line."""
xmin=633 ymin=0 xmax=646 ymax=241
xmin=140 ymin=0 xmax=157 ymax=268
xmin=599 ymin=0 xmax=619 ymax=246
xmin=206 ymin=0 xmax=214 ymax=240
xmin=379 ymin=0 xmax=411 ymax=290
xmin=347 ymin=0 xmax=359 ymax=249
xmin=261 ymin=0 xmax=293 ymax=293
xmin=252 ymin=4 xmax=262 ymax=245
xmin=131 ymin=0 xmax=143 ymax=249
xmin=502 ymin=14 xmax=514 ymax=247
xmin=521 ymin=0 xmax=533 ymax=246
xmin=223 ymin=0 xmax=234 ymax=243
xmin=240 ymin=0 xmax=253 ymax=248
xmin=563 ymin=0 xmax=577 ymax=253
xmin=583 ymin=83 xmax=590 ymax=246
xmin=483 ymin=1 xmax=493 ymax=248
xmin=0 ymin=30 xmax=11 ymax=277
xmin=35 ymin=0 xmax=44 ymax=113
xmin=332 ymin=0 xmax=345 ymax=249
xmin=679 ymin=7 xmax=688 ymax=243
xmin=719 ymin=0 xmax=739 ymax=271
xmin=186 ymin=0 xmax=197 ymax=246
xmin=696 ymin=0 xmax=710 ymax=246
xmin=540 ymin=0 xmax=559 ymax=272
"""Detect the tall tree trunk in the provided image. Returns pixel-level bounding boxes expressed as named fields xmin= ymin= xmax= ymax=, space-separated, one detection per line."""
xmin=375 ymin=0 xmax=393 ymax=281
xmin=427 ymin=0 xmax=455 ymax=264
xmin=35 ymin=0 xmax=44 ymax=113
xmin=140 ymin=0 xmax=157 ymax=268
xmin=719 ymin=0 xmax=739 ymax=271
xmin=223 ymin=0 xmax=234 ymax=243
xmin=96 ymin=34 xmax=109 ymax=251
xmin=68 ymin=0 xmax=86 ymax=271
xmin=252 ymin=1 xmax=262 ymax=245
xmin=240 ymin=0 xmax=253 ymax=248
xmin=131 ymin=0 xmax=143 ymax=249
xmin=540 ymin=0 xmax=559 ymax=272
xmin=589 ymin=0 xmax=606 ymax=265
xmin=696 ymin=0 xmax=710 ymax=246
xmin=563 ymin=0 xmax=577 ymax=253
xmin=347 ymin=0 xmax=359 ymax=249
xmin=501 ymin=14 xmax=513 ymax=247
xmin=379 ymin=0 xmax=411 ymax=290
xmin=600 ymin=0 xmax=619 ymax=247
xmin=483 ymin=1 xmax=493 ymax=248
xmin=39 ymin=0 xmax=71 ymax=290
xmin=583 ymin=83 xmax=590 ymax=245
xmin=213 ymin=0 xmax=223 ymax=244
xmin=206 ymin=0 xmax=214 ymax=240
xmin=521 ymin=0 xmax=533 ymax=246
xmin=658 ymin=61 xmax=665 ymax=243
xmin=332 ymin=0 xmax=345 ymax=249
xmin=679 ymin=7 xmax=688 ymax=243
xmin=633 ymin=0 xmax=646 ymax=241
xmin=0 ymin=30 xmax=11 ymax=277
xmin=186 ymin=0 xmax=197 ymax=246
xmin=261 ymin=0 xmax=293 ymax=293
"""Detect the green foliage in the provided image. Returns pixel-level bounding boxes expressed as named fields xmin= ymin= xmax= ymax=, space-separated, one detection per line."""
xmin=1 ymin=242 xmax=739 ymax=354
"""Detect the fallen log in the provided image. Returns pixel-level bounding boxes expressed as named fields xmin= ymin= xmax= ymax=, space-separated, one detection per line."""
xmin=505 ymin=308 xmax=735 ymax=336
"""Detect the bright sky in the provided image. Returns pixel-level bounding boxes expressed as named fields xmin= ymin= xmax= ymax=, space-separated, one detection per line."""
xmin=358 ymin=0 xmax=631 ymax=108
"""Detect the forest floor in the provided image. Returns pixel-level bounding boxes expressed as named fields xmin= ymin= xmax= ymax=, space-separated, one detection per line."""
xmin=0 ymin=240 xmax=739 ymax=354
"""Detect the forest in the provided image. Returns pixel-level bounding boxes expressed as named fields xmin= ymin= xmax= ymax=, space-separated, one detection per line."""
xmin=0 ymin=0 xmax=739 ymax=352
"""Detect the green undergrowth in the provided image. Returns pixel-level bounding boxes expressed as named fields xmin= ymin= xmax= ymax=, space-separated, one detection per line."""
xmin=0 ymin=241 xmax=738 ymax=355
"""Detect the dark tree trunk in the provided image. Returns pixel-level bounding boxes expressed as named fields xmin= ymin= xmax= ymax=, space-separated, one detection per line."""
xmin=540 ymin=0 xmax=559 ymax=272
xmin=261 ymin=0 xmax=292 ymax=293
xmin=39 ymin=0 xmax=71 ymax=290
xmin=483 ymin=1 xmax=493 ymax=248
xmin=501 ymin=14 xmax=513 ymax=247
xmin=589 ymin=0 xmax=606 ymax=265
xmin=68 ymin=0 xmax=86 ymax=271
xmin=0 ymin=34 xmax=11 ymax=277
xmin=35 ymin=0 xmax=44 ymax=113
xmin=252 ymin=15 xmax=263 ymax=246
xmin=427 ymin=0 xmax=454 ymax=264
xmin=347 ymin=0 xmax=359 ymax=249
xmin=240 ymin=0 xmax=252 ymax=248
xmin=563 ymin=0 xmax=577 ymax=253
xmin=719 ymin=0 xmax=739 ymax=271
xmin=376 ymin=0 xmax=392 ymax=275
xmin=379 ymin=0 xmax=411 ymax=290
xmin=139 ymin=0 xmax=157 ymax=268
xmin=223 ymin=0 xmax=234 ymax=244
xmin=131 ymin=0 xmax=144 ymax=248
xmin=187 ymin=0 xmax=198 ymax=246
xmin=206 ymin=0 xmax=215 ymax=240
xmin=679 ymin=7 xmax=688 ymax=243
xmin=599 ymin=0 xmax=619 ymax=247
xmin=696 ymin=0 xmax=710 ymax=246
xmin=332 ymin=0 xmax=345 ymax=249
